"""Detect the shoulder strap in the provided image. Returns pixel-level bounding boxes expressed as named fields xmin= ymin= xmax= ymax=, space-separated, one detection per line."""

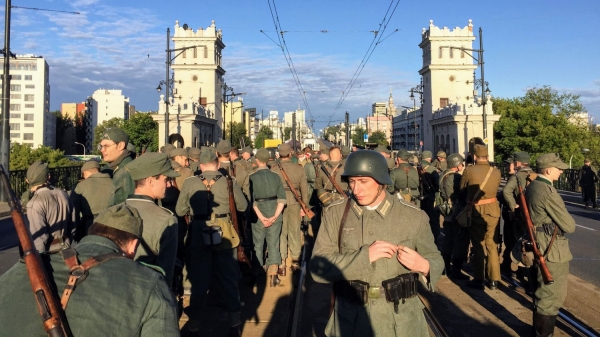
xmin=337 ymin=200 xmax=353 ymax=254
xmin=60 ymin=248 xmax=125 ymax=310
xmin=200 ymin=176 xmax=219 ymax=191
xmin=472 ymin=167 xmax=494 ymax=201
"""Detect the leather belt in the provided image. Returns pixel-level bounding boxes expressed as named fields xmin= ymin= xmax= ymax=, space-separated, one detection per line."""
xmin=255 ymin=196 xmax=277 ymax=202
xmin=474 ymin=197 xmax=497 ymax=205
xmin=537 ymin=224 xmax=565 ymax=236
xmin=192 ymin=213 xmax=228 ymax=221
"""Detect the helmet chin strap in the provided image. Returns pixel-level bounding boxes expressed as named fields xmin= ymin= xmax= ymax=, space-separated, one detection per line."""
xmin=365 ymin=185 xmax=384 ymax=207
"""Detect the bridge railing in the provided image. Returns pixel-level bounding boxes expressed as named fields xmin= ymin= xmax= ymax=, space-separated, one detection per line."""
xmin=10 ymin=165 xmax=83 ymax=198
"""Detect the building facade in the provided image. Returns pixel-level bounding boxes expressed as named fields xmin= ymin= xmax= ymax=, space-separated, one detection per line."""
xmin=418 ymin=19 xmax=500 ymax=158
xmin=0 ymin=55 xmax=54 ymax=148
xmin=91 ymin=89 xmax=130 ymax=126
xmin=153 ymin=20 xmax=223 ymax=148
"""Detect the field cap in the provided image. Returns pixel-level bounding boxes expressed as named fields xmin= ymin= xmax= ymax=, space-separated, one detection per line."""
xmin=81 ymin=160 xmax=100 ymax=174
xmin=473 ymin=144 xmax=488 ymax=157
xmin=513 ymin=151 xmax=530 ymax=164
xmin=241 ymin=146 xmax=253 ymax=155
xmin=422 ymin=150 xmax=433 ymax=159
xmin=126 ymin=153 xmax=179 ymax=180
xmin=278 ymin=144 xmax=292 ymax=157
xmin=199 ymin=151 xmax=218 ymax=164
xmin=102 ymin=128 xmax=129 ymax=144
xmin=162 ymin=144 xmax=176 ymax=156
xmin=188 ymin=148 xmax=201 ymax=160
xmin=170 ymin=148 xmax=189 ymax=158
xmin=436 ymin=151 xmax=447 ymax=158
xmin=537 ymin=153 xmax=569 ymax=170
xmin=216 ymin=140 xmax=233 ymax=154
xmin=396 ymin=149 xmax=410 ymax=161
xmin=255 ymin=148 xmax=270 ymax=163
xmin=375 ymin=145 xmax=390 ymax=154
xmin=27 ymin=161 xmax=48 ymax=187
xmin=94 ymin=203 xmax=143 ymax=238
xmin=341 ymin=146 xmax=351 ymax=156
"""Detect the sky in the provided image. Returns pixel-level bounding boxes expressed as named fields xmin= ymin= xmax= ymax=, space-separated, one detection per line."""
xmin=3 ymin=0 xmax=600 ymax=132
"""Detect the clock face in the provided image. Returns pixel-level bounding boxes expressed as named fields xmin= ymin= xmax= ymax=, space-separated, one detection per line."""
xmin=192 ymin=75 xmax=198 ymax=81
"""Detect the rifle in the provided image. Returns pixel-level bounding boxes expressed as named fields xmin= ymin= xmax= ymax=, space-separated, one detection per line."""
xmin=226 ymin=175 xmax=251 ymax=268
xmin=0 ymin=165 xmax=72 ymax=337
xmin=517 ymin=179 xmax=554 ymax=285
xmin=319 ymin=163 xmax=346 ymax=196
xmin=276 ymin=160 xmax=315 ymax=219
xmin=312 ymin=158 xmax=320 ymax=178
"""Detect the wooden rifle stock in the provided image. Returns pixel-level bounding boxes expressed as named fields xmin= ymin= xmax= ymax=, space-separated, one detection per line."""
xmin=226 ymin=175 xmax=251 ymax=268
xmin=319 ymin=163 xmax=346 ymax=196
xmin=517 ymin=181 xmax=554 ymax=285
xmin=0 ymin=165 xmax=72 ymax=337
xmin=276 ymin=160 xmax=315 ymax=219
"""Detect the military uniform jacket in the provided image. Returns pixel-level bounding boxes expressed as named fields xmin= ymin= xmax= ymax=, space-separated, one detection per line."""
xmin=176 ymin=171 xmax=248 ymax=222
xmin=127 ymin=194 xmax=179 ymax=286
xmin=70 ymin=173 xmax=113 ymax=220
xmin=27 ymin=186 xmax=75 ymax=253
xmin=249 ymin=167 xmax=287 ymax=218
xmin=173 ymin=164 xmax=194 ymax=192
xmin=221 ymin=160 xmax=251 ymax=199
xmin=460 ymin=161 xmax=502 ymax=218
xmin=578 ymin=165 xmax=598 ymax=186
xmin=387 ymin=163 xmax=420 ymax=195
xmin=421 ymin=165 xmax=440 ymax=198
xmin=271 ymin=159 xmax=309 ymax=207
xmin=431 ymin=159 xmax=447 ymax=172
xmin=189 ymin=160 xmax=200 ymax=175
xmin=439 ymin=169 xmax=463 ymax=220
xmin=525 ymin=176 xmax=576 ymax=263
xmin=385 ymin=157 xmax=396 ymax=171
xmin=108 ymin=153 xmax=134 ymax=206
xmin=0 ymin=235 xmax=180 ymax=336
xmin=310 ymin=193 xmax=443 ymax=337
xmin=315 ymin=160 xmax=348 ymax=196
xmin=502 ymin=167 xmax=534 ymax=211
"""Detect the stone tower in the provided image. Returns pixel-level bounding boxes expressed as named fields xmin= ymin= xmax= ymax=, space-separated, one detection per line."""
xmin=153 ymin=20 xmax=223 ymax=148
xmin=418 ymin=19 xmax=499 ymax=158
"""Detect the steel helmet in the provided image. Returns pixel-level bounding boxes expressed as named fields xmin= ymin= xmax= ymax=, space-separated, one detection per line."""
xmin=447 ymin=153 xmax=465 ymax=168
xmin=341 ymin=150 xmax=393 ymax=185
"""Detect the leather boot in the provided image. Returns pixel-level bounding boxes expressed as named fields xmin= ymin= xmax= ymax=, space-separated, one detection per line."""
xmin=532 ymin=311 xmax=556 ymax=337
xmin=267 ymin=265 xmax=280 ymax=287
xmin=450 ymin=259 xmax=470 ymax=280
xmin=278 ymin=265 xmax=286 ymax=276
xmin=442 ymin=254 xmax=452 ymax=275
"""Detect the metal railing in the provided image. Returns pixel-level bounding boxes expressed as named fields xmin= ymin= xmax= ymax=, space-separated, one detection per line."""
xmin=490 ymin=163 xmax=598 ymax=193
xmin=10 ymin=165 xmax=83 ymax=197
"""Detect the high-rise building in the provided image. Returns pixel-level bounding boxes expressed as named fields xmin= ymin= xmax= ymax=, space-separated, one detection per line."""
xmin=0 ymin=54 xmax=54 ymax=148
xmin=91 ymin=89 xmax=130 ymax=126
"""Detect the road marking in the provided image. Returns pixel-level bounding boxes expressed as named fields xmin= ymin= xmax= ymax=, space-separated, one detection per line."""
xmin=576 ymin=224 xmax=597 ymax=231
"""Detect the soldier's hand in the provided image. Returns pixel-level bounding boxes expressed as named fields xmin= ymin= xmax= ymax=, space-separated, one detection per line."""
xmin=397 ymin=245 xmax=430 ymax=276
xmin=261 ymin=217 xmax=273 ymax=228
xmin=300 ymin=209 xmax=305 ymax=217
xmin=368 ymin=241 xmax=398 ymax=263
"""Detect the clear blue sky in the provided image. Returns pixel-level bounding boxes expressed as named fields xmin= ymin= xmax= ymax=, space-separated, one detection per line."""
xmin=3 ymin=0 xmax=599 ymax=132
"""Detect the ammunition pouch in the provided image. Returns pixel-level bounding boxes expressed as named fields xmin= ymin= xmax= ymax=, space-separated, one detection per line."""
xmin=538 ymin=223 xmax=565 ymax=237
xmin=382 ymin=273 xmax=419 ymax=313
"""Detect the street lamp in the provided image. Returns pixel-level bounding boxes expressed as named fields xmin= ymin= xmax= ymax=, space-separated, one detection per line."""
xmin=74 ymin=142 xmax=86 ymax=156
xmin=570 ymin=148 xmax=590 ymax=169
xmin=409 ymin=79 xmax=424 ymax=152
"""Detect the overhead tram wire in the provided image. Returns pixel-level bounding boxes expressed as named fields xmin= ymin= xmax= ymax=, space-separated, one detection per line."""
xmin=265 ymin=0 xmax=314 ymax=122
xmin=327 ymin=0 xmax=401 ymax=126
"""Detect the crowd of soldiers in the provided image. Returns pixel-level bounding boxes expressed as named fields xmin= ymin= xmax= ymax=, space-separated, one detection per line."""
xmin=0 ymin=125 xmax=581 ymax=337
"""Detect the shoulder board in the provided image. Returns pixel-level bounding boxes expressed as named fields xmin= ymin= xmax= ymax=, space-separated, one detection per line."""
xmin=138 ymin=262 xmax=166 ymax=276
xmin=185 ymin=175 xmax=198 ymax=181
xmin=323 ymin=196 xmax=346 ymax=212
xmin=396 ymin=196 xmax=421 ymax=211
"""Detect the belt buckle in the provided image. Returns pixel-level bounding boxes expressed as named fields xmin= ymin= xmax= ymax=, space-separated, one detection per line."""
xmin=368 ymin=286 xmax=381 ymax=299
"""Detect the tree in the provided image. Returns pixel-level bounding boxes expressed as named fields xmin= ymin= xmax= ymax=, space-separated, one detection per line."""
xmin=493 ymin=86 xmax=593 ymax=167
xmin=123 ymin=113 xmax=159 ymax=154
xmin=369 ymin=131 xmax=388 ymax=146
xmin=323 ymin=125 xmax=341 ymax=142
xmin=283 ymin=127 xmax=292 ymax=141
xmin=254 ymin=126 xmax=274 ymax=149
xmin=225 ymin=122 xmax=251 ymax=148
xmin=53 ymin=111 xmax=74 ymax=151
xmin=352 ymin=127 xmax=367 ymax=146
xmin=93 ymin=117 xmax=124 ymax=155
xmin=10 ymin=143 xmax=76 ymax=171
xmin=74 ymin=112 xmax=89 ymax=151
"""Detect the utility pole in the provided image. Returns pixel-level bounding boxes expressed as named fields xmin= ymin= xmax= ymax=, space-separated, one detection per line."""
xmin=0 ymin=0 xmax=12 ymax=202
xmin=292 ymin=112 xmax=296 ymax=151
xmin=345 ymin=111 xmax=349 ymax=146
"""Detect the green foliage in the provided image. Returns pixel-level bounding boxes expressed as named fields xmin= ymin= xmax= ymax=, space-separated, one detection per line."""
xmin=123 ymin=113 xmax=159 ymax=154
xmin=10 ymin=143 xmax=77 ymax=171
xmin=225 ymin=122 xmax=251 ymax=148
xmin=283 ymin=127 xmax=292 ymax=140
xmin=369 ymin=131 xmax=389 ymax=146
xmin=323 ymin=125 xmax=341 ymax=142
xmin=352 ymin=127 xmax=367 ymax=146
xmin=254 ymin=126 xmax=274 ymax=149
xmin=493 ymin=86 xmax=594 ymax=167
xmin=53 ymin=111 xmax=74 ymax=151
xmin=92 ymin=117 xmax=125 ymax=155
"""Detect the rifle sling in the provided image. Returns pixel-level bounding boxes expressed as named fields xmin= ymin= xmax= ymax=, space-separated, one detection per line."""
xmin=543 ymin=225 xmax=559 ymax=258
xmin=278 ymin=161 xmax=303 ymax=203
xmin=60 ymin=248 xmax=125 ymax=310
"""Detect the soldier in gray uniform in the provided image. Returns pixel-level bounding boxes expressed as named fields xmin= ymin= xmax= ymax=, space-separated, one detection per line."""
xmin=250 ymin=148 xmax=287 ymax=286
xmin=170 ymin=148 xmax=194 ymax=190
xmin=70 ymin=160 xmax=113 ymax=239
xmin=241 ymin=146 xmax=254 ymax=172
xmin=188 ymin=147 xmax=202 ymax=175
xmin=310 ymin=150 xmax=443 ymax=337
xmin=176 ymin=150 xmax=248 ymax=335
xmin=375 ymin=145 xmax=395 ymax=170
xmin=420 ymin=159 xmax=441 ymax=243
xmin=217 ymin=140 xmax=250 ymax=198
xmin=102 ymin=128 xmax=135 ymax=206
xmin=388 ymin=149 xmax=420 ymax=206
xmin=271 ymin=144 xmax=309 ymax=275
xmin=526 ymin=153 xmax=576 ymax=336
xmin=340 ymin=145 xmax=351 ymax=163
xmin=125 ymin=152 xmax=180 ymax=287
xmin=315 ymin=146 xmax=347 ymax=207
xmin=439 ymin=154 xmax=470 ymax=279
xmin=0 ymin=204 xmax=180 ymax=336
xmin=431 ymin=151 xmax=447 ymax=171
xmin=25 ymin=161 xmax=75 ymax=253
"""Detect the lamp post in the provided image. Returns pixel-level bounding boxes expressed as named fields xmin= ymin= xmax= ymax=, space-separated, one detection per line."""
xmin=570 ymin=148 xmax=590 ymax=169
xmin=409 ymin=79 xmax=424 ymax=152
xmin=157 ymin=27 xmax=203 ymax=146
xmin=0 ymin=0 xmax=13 ymax=202
xmin=74 ymin=142 xmax=86 ymax=156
